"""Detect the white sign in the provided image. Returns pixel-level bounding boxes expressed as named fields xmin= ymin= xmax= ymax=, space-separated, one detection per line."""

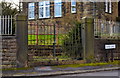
xmin=105 ymin=44 xmax=116 ymax=49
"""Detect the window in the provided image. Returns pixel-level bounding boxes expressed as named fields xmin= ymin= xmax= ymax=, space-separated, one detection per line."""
xmin=28 ymin=3 xmax=35 ymax=19
xmin=71 ymin=0 xmax=76 ymax=13
xmin=39 ymin=1 xmax=50 ymax=18
xmin=105 ymin=0 xmax=108 ymax=12
xmin=119 ymin=1 xmax=120 ymax=16
xmin=105 ymin=0 xmax=112 ymax=13
xmin=54 ymin=0 xmax=62 ymax=17
xmin=109 ymin=0 xmax=112 ymax=13
xmin=19 ymin=2 xmax=23 ymax=11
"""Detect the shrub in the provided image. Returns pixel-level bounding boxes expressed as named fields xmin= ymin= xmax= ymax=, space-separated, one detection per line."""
xmin=62 ymin=22 xmax=82 ymax=59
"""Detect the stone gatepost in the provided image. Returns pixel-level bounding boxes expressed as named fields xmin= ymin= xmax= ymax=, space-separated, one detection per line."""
xmin=81 ymin=18 xmax=94 ymax=62
xmin=15 ymin=14 xmax=28 ymax=67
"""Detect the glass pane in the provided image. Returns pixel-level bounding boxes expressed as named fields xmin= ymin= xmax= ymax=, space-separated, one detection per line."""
xmin=105 ymin=0 xmax=108 ymax=12
xmin=39 ymin=7 xmax=44 ymax=18
xmin=54 ymin=0 xmax=62 ymax=17
xmin=46 ymin=7 xmax=50 ymax=17
xmin=72 ymin=7 xmax=76 ymax=12
xmin=109 ymin=1 xmax=112 ymax=13
xmin=28 ymin=3 xmax=35 ymax=19
xmin=45 ymin=1 xmax=50 ymax=6
xmin=39 ymin=2 xmax=44 ymax=6
xmin=71 ymin=0 xmax=76 ymax=5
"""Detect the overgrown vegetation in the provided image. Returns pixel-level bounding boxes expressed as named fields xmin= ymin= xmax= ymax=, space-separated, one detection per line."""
xmin=2 ymin=61 xmax=119 ymax=71
xmin=62 ymin=21 xmax=82 ymax=59
xmin=54 ymin=60 xmax=120 ymax=68
xmin=1 ymin=67 xmax=32 ymax=71
xmin=33 ymin=55 xmax=71 ymax=62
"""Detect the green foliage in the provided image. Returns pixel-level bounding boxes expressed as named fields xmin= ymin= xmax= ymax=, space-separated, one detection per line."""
xmin=62 ymin=22 xmax=82 ymax=58
xmin=1 ymin=67 xmax=32 ymax=71
xmin=0 ymin=2 xmax=18 ymax=15
xmin=1 ymin=61 xmax=119 ymax=71
xmin=86 ymin=54 xmax=96 ymax=63
xmin=0 ymin=2 xmax=18 ymax=34
xmin=54 ymin=60 xmax=120 ymax=68
xmin=32 ymin=55 xmax=71 ymax=62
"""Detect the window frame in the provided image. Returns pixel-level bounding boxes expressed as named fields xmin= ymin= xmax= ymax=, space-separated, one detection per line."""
xmin=109 ymin=0 xmax=112 ymax=13
xmin=54 ymin=0 xmax=62 ymax=17
xmin=28 ymin=3 xmax=35 ymax=20
xmin=71 ymin=0 xmax=76 ymax=13
xmin=105 ymin=0 xmax=112 ymax=14
xmin=39 ymin=1 xmax=50 ymax=19
xmin=105 ymin=0 xmax=108 ymax=13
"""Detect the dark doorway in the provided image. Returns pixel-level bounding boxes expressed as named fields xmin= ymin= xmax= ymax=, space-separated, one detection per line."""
xmin=119 ymin=1 xmax=120 ymax=16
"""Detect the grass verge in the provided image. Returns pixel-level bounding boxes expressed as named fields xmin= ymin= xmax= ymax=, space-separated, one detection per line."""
xmin=1 ymin=61 xmax=120 ymax=71
xmin=1 ymin=67 xmax=32 ymax=71
xmin=54 ymin=60 xmax=120 ymax=68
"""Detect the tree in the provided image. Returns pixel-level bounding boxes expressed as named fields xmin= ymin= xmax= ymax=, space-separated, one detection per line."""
xmin=0 ymin=2 xmax=18 ymax=16
xmin=0 ymin=2 xmax=19 ymax=34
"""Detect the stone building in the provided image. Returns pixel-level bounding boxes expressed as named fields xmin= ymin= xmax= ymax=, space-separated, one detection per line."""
xmin=20 ymin=0 xmax=120 ymax=62
xmin=20 ymin=0 xmax=120 ymax=45
xmin=21 ymin=0 xmax=119 ymax=24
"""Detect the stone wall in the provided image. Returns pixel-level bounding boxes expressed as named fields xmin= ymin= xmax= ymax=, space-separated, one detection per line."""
xmin=101 ymin=2 xmax=118 ymax=21
xmin=1 ymin=36 xmax=17 ymax=68
xmin=94 ymin=39 xmax=120 ymax=61
xmin=93 ymin=2 xmax=118 ymax=21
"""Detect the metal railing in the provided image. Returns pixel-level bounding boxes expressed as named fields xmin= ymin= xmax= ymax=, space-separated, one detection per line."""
xmin=0 ymin=15 xmax=14 ymax=35
xmin=94 ymin=19 xmax=120 ymax=38
xmin=28 ymin=21 xmax=82 ymax=65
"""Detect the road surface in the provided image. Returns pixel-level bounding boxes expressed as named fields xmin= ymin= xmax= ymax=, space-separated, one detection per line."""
xmin=3 ymin=70 xmax=120 ymax=78
xmin=42 ymin=70 xmax=120 ymax=78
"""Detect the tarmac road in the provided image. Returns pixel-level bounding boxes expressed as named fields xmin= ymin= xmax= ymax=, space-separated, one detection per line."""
xmin=42 ymin=70 xmax=120 ymax=78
